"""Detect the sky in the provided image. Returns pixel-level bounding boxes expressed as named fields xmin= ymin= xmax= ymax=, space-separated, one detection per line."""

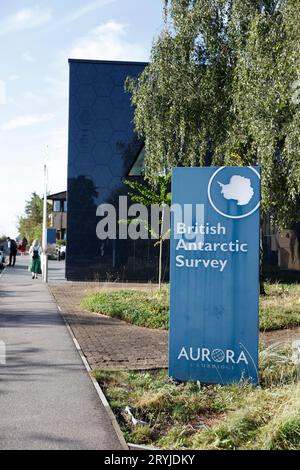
xmin=0 ymin=0 xmax=164 ymax=237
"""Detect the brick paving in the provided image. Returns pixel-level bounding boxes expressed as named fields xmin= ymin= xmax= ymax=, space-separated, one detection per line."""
xmin=49 ymin=281 xmax=300 ymax=372
xmin=261 ymin=326 xmax=300 ymax=346
xmin=49 ymin=282 xmax=168 ymax=371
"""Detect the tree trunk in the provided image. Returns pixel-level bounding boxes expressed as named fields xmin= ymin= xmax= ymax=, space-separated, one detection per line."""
xmin=158 ymin=206 xmax=165 ymax=291
xmin=158 ymin=239 xmax=163 ymax=291
xmin=260 ymin=226 xmax=266 ymax=296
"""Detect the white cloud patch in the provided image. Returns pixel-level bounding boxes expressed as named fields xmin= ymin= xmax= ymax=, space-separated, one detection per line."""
xmin=0 ymin=81 xmax=7 ymax=105
xmin=8 ymin=74 xmax=19 ymax=81
xmin=1 ymin=113 xmax=54 ymax=131
xmin=62 ymin=0 xmax=116 ymax=25
xmin=68 ymin=21 xmax=147 ymax=61
xmin=45 ymin=77 xmax=68 ymax=100
xmin=22 ymin=51 xmax=35 ymax=63
xmin=0 ymin=7 xmax=52 ymax=35
xmin=23 ymin=91 xmax=45 ymax=105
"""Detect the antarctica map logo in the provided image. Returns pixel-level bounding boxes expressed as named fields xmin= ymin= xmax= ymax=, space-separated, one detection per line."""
xmin=208 ymin=166 xmax=260 ymax=219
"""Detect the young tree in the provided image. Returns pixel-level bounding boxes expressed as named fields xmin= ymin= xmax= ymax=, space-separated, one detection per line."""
xmin=120 ymin=175 xmax=171 ymax=289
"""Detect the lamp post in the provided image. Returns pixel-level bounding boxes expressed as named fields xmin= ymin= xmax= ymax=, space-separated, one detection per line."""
xmin=42 ymin=163 xmax=48 ymax=283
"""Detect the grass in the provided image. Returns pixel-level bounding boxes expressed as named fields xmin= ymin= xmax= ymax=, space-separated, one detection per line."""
xmin=93 ymin=344 xmax=300 ymax=450
xmin=260 ymin=283 xmax=300 ymax=331
xmin=82 ymin=282 xmax=300 ymax=332
xmin=82 ymin=287 xmax=169 ymax=330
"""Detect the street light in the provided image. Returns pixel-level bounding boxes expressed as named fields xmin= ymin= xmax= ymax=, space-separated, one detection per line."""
xmin=42 ymin=163 xmax=48 ymax=283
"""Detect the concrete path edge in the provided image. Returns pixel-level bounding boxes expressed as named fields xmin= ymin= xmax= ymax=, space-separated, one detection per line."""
xmin=48 ymin=285 xmax=128 ymax=450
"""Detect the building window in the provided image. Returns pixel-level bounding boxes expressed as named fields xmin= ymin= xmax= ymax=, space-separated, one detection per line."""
xmin=63 ymin=200 xmax=67 ymax=212
xmin=129 ymin=146 xmax=145 ymax=176
xmin=53 ymin=200 xmax=61 ymax=212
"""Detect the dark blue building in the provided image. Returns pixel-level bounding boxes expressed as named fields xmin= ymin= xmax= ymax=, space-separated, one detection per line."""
xmin=67 ymin=59 xmax=169 ymax=281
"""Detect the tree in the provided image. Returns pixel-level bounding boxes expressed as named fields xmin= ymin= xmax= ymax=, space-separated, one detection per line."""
xmin=127 ymin=0 xmax=300 ymax=227
xmin=18 ymin=192 xmax=51 ymax=243
xmin=120 ymin=175 xmax=171 ymax=289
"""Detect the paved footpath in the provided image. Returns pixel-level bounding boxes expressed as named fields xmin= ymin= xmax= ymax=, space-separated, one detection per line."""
xmin=0 ymin=258 xmax=123 ymax=450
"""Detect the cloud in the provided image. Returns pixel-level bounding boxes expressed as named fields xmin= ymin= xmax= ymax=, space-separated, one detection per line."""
xmin=45 ymin=77 xmax=68 ymax=100
xmin=62 ymin=0 xmax=116 ymax=25
xmin=68 ymin=21 xmax=148 ymax=61
xmin=22 ymin=51 xmax=35 ymax=63
xmin=1 ymin=113 xmax=54 ymax=131
xmin=0 ymin=81 xmax=7 ymax=105
xmin=0 ymin=6 xmax=52 ymax=35
xmin=23 ymin=91 xmax=45 ymax=105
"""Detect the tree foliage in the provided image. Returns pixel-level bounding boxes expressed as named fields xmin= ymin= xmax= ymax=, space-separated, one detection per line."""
xmin=125 ymin=175 xmax=172 ymax=208
xmin=18 ymin=192 xmax=51 ymax=243
xmin=127 ymin=0 xmax=300 ymax=226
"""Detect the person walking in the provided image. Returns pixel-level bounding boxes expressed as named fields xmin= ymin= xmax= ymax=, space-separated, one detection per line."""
xmin=29 ymin=240 xmax=42 ymax=280
xmin=7 ymin=237 xmax=17 ymax=266
xmin=19 ymin=237 xmax=28 ymax=255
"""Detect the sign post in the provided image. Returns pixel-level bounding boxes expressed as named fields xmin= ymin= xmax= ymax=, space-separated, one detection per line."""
xmin=42 ymin=163 xmax=48 ymax=284
xmin=169 ymin=166 xmax=260 ymax=385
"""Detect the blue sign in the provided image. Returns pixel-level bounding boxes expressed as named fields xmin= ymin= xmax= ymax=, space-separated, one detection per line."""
xmin=47 ymin=228 xmax=57 ymax=245
xmin=169 ymin=166 xmax=260 ymax=385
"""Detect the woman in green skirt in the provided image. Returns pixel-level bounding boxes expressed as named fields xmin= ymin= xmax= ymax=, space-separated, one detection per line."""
xmin=29 ymin=240 xmax=42 ymax=280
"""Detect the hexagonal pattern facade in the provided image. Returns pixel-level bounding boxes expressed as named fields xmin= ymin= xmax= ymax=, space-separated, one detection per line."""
xmin=67 ymin=59 xmax=169 ymax=281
